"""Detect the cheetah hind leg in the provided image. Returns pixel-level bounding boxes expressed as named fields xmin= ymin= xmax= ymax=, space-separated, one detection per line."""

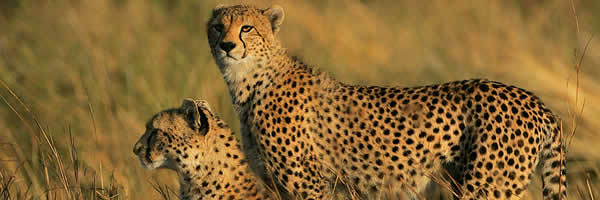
xmin=457 ymin=142 xmax=533 ymax=200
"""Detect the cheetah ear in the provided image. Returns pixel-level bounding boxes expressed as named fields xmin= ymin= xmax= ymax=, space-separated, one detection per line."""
xmin=263 ymin=5 xmax=285 ymax=34
xmin=181 ymin=98 xmax=211 ymax=135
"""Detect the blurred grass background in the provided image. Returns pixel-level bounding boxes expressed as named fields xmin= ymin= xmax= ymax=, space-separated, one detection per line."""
xmin=0 ymin=0 xmax=598 ymax=199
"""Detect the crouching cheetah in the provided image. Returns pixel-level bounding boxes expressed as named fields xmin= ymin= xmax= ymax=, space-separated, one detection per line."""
xmin=207 ymin=4 xmax=567 ymax=200
xmin=133 ymin=98 xmax=273 ymax=200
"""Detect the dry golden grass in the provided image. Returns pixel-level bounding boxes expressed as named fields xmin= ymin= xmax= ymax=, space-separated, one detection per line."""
xmin=0 ymin=0 xmax=598 ymax=199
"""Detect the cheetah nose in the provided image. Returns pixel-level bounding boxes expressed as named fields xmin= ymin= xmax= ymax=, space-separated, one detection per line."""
xmin=219 ymin=42 xmax=236 ymax=53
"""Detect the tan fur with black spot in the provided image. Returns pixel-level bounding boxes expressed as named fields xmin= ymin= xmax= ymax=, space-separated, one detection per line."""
xmin=207 ymin=5 xmax=566 ymax=200
xmin=133 ymin=99 xmax=273 ymax=200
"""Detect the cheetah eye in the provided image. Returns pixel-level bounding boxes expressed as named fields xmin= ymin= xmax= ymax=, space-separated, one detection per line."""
xmin=241 ymin=25 xmax=254 ymax=33
xmin=212 ymin=24 xmax=224 ymax=34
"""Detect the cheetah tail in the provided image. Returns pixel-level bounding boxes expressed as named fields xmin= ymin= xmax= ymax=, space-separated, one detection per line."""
xmin=540 ymin=119 xmax=567 ymax=200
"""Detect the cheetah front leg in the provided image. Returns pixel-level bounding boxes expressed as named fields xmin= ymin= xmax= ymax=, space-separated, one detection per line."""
xmin=241 ymin=123 xmax=274 ymax=188
xmin=247 ymin=123 xmax=334 ymax=199
xmin=457 ymin=129 xmax=534 ymax=200
xmin=281 ymin=154 xmax=333 ymax=200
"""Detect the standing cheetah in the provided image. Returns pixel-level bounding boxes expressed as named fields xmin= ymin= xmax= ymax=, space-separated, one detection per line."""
xmin=206 ymin=4 xmax=566 ymax=200
xmin=133 ymin=99 xmax=273 ymax=200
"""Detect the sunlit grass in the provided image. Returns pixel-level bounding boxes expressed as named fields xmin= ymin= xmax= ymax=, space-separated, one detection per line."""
xmin=0 ymin=0 xmax=599 ymax=199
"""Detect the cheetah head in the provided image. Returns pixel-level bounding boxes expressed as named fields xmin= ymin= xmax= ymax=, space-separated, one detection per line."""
xmin=207 ymin=5 xmax=284 ymax=81
xmin=132 ymin=98 xmax=218 ymax=170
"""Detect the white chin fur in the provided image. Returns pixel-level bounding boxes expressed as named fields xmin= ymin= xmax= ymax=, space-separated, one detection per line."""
xmin=138 ymin=157 xmax=167 ymax=170
xmin=218 ymin=56 xmax=255 ymax=84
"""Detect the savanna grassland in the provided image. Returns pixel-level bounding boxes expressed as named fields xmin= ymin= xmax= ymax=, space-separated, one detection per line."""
xmin=0 ymin=0 xmax=599 ymax=199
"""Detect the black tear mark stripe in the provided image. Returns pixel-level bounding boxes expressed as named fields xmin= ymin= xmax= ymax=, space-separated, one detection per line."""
xmin=239 ymin=28 xmax=248 ymax=58
xmin=145 ymin=129 xmax=158 ymax=162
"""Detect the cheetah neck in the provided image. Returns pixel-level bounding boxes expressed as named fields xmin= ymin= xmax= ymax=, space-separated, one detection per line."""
xmin=176 ymin=134 xmax=265 ymax=199
xmin=220 ymin=48 xmax=289 ymax=104
xmin=220 ymin=48 xmax=337 ymax=110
